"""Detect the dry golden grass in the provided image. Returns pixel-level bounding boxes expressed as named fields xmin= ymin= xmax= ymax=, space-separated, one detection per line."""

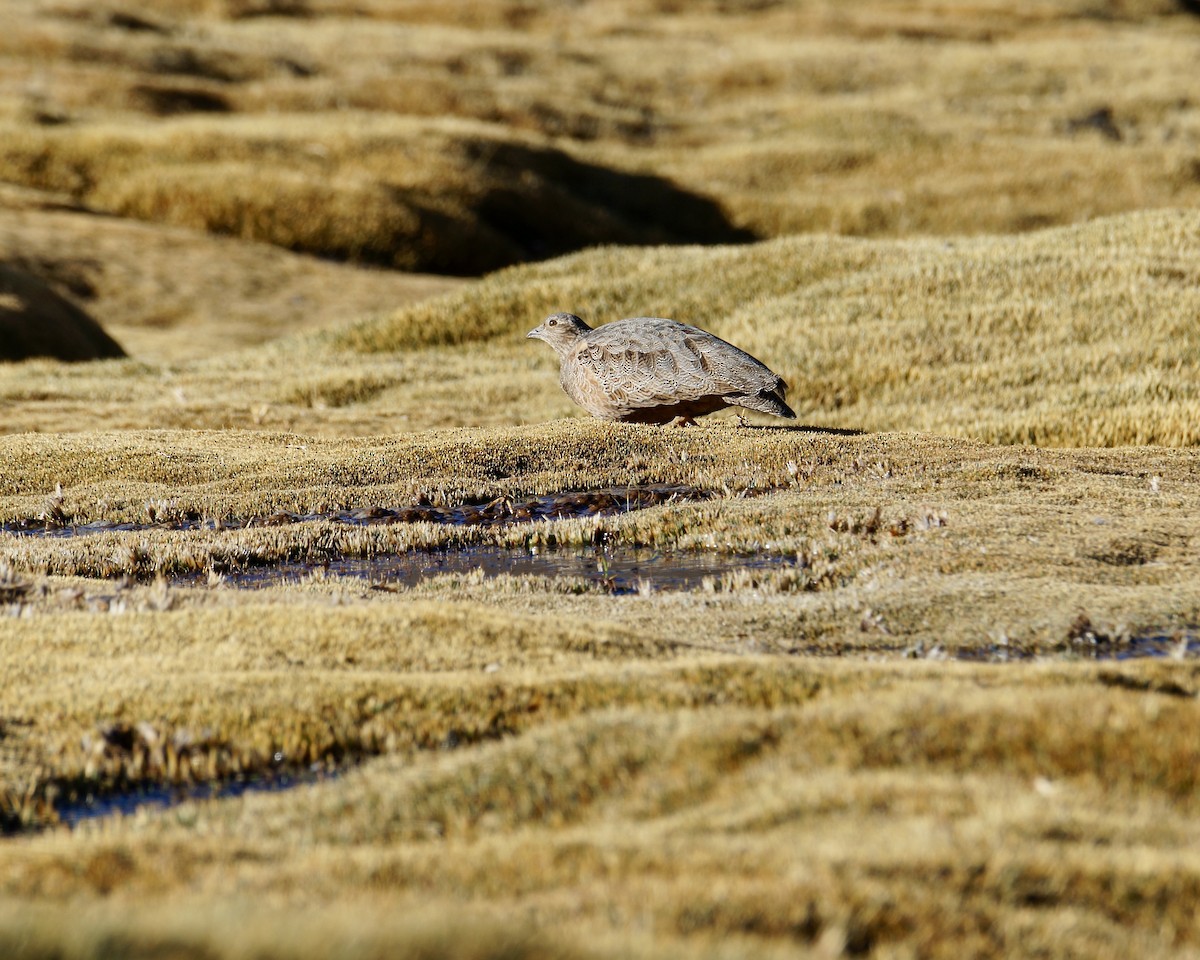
xmin=0 ymin=113 xmax=750 ymax=275
xmin=338 ymin=208 xmax=1200 ymax=446
xmin=0 ymin=184 xmax=461 ymax=362
xmin=4 ymin=645 xmax=1200 ymax=958
xmin=4 ymin=2 xmax=1200 ymax=957
xmin=2 ymin=0 xmax=1199 ymax=278
xmin=2 ymin=424 xmax=1200 ymax=958
xmin=1 ymin=210 xmax=1197 ymax=445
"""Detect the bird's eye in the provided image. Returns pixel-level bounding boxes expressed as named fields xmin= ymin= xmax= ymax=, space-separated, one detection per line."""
xmin=548 ymin=318 xmax=558 ymax=326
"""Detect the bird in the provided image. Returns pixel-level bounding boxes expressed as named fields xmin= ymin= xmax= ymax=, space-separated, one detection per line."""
xmin=526 ymin=312 xmax=796 ymax=425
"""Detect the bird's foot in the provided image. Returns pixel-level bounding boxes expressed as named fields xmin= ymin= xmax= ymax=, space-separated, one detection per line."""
xmin=670 ymin=416 xmax=699 ymax=428
xmin=733 ymin=412 xmax=749 ymax=428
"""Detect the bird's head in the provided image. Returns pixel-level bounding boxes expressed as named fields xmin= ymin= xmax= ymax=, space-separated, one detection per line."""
xmin=526 ymin=313 xmax=591 ymax=355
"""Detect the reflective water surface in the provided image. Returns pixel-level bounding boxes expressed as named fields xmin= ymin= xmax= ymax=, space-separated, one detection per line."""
xmin=200 ymin=544 xmax=799 ymax=595
xmin=0 ymin=485 xmax=714 ymax=537
xmin=54 ymin=769 xmax=336 ymax=828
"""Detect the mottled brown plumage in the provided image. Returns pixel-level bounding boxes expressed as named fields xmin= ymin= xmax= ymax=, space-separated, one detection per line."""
xmin=526 ymin=313 xmax=796 ymax=424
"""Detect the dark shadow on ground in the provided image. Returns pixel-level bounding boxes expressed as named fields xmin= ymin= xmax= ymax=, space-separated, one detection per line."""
xmin=733 ymin=423 xmax=867 ymax=436
xmin=448 ymin=139 xmax=758 ymax=274
xmin=0 ymin=262 xmax=125 ymax=362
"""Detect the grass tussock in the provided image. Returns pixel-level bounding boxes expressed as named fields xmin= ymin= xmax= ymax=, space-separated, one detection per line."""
xmin=0 ymin=115 xmax=750 ymax=275
xmin=3 ymin=211 xmax=1196 ymax=446
xmin=4 ymin=1 xmax=1200 ymax=955
xmin=2 ymin=428 xmax=1199 ymax=818
xmin=0 ymin=194 xmax=462 ymax=362
xmin=2 ymin=0 xmax=1200 ymax=274
xmin=0 ymin=901 xmax=586 ymax=960
xmin=4 ymin=653 xmax=1200 ymax=957
xmin=342 ymin=209 xmax=1200 ymax=446
xmin=2 ymin=436 xmax=1199 ymax=958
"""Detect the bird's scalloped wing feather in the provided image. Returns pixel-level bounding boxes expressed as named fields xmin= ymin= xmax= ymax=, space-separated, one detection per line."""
xmin=575 ymin=339 xmax=707 ymax=409
xmin=574 ymin=320 xmax=779 ymax=410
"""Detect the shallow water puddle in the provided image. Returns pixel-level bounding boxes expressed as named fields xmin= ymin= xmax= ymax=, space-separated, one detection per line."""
xmin=53 ymin=769 xmax=335 ymax=829
xmin=1071 ymin=632 xmax=1200 ymax=661
xmin=951 ymin=631 xmax=1200 ymax=662
xmin=202 ymin=545 xmax=798 ymax=594
xmin=0 ymin=485 xmax=713 ymax=537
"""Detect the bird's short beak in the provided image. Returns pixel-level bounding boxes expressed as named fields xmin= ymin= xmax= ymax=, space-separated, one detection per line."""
xmin=525 ymin=327 xmax=542 ymax=340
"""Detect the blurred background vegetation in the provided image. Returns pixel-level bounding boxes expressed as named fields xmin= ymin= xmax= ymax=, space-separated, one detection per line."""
xmin=1 ymin=0 xmax=1199 ymax=359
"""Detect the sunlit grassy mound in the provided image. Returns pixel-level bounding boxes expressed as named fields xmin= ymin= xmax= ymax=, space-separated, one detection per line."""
xmin=335 ymin=209 xmax=1200 ymax=446
xmin=1 ymin=0 xmax=1198 ymax=275
xmin=5 ymin=4 xmax=1200 ymax=956
xmin=0 ymin=115 xmax=750 ymax=275
xmin=2 ymin=422 xmax=1200 ymax=956
xmin=0 ymin=904 xmax=584 ymax=960
xmin=0 ymin=189 xmax=462 ymax=362
xmin=0 ymin=210 xmax=1195 ymax=445
xmin=4 ymin=639 xmax=1200 ymax=957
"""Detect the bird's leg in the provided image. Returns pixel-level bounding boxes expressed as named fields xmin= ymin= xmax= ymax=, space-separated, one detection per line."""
xmin=733 ymin=411 xmax=749 ymax=428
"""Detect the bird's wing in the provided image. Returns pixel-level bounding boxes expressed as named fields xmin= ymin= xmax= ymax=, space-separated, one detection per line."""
xmin=574 ymin=320 xmax=778 ymax=409
xmin=566 ymin=324 xmax=734 ymax=410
